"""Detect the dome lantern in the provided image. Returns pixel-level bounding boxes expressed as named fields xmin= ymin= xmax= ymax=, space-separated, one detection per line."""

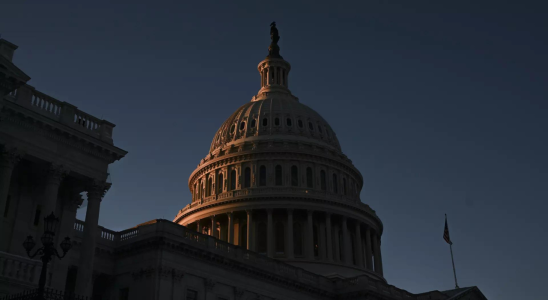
xmin=253 ymin=22 xmax=294 ymax=102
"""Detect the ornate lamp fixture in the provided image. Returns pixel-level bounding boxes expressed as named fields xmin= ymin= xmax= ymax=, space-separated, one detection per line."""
xmin=23 ymin=212 xmax=72 ymax=300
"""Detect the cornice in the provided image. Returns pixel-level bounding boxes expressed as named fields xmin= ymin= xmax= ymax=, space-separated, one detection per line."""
xmin=0 ymin=105 xmax=126 ymax=163
xmin=174 ymin=193 xmax=383 ymax=233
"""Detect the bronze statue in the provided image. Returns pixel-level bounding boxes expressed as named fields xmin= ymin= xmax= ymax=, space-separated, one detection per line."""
xmin=268 ymin=22 xmax=282 ymax=58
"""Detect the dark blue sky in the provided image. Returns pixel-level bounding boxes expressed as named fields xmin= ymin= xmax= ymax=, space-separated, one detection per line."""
xmin=2 ymin=1 xmax=547 ymax=299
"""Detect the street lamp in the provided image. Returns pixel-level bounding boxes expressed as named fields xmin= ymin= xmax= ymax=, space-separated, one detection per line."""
xmin=23 ymin=212 xmax=72 ymax=299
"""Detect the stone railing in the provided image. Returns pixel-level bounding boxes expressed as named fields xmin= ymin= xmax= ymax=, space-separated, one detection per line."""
xmin=73 ymin=220 xmax=140 ymax=245
xmin=0 ymin=251 xmax=40 ymax=288
xmin=2 ymin=84 xmax=115 ymax=144
xmin=175 ymin=186 xmax=364 ymax=219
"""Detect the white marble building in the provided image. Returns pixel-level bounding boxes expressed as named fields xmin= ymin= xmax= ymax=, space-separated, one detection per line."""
xmin=0 ymin=30 xmax=487 ymax=300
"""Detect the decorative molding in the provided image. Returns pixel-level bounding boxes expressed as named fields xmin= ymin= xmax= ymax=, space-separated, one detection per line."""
xmin=0 ymin=146 xmax=25 ymax=169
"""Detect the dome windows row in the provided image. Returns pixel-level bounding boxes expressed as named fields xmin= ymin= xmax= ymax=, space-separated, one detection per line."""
xmin=191 ymin=163 xmax=360 ymax=202
xmin=222 ymin=117 xmax=332 ymax=141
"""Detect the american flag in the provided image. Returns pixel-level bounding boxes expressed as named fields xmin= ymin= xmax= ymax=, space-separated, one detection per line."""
xmin=443 ymin=215 xmax=452 ymax=245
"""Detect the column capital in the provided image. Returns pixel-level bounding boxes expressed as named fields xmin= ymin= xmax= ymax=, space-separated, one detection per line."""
xmin=266 ymin=208 xmax=273 ymax=214
xmin=325 ymin=211 xmax=332 ymax=217
xmin=86 ymin=179 xmax=110 ymax=201
xmin=226 ymin=211 xmax=233 ymax=217
xmin=45 ymin=163 xmax=69 ymax=186
xmin=0 ymin=146 xmax=25 ymax=169
xmin=246 ymin=209 xmax=253 ymax=214
xmin=64 ymin=190 xmax=84 ymax=212
xmin=287 ymin=208 xmax=294 ymax=214
xmin=306 ymin=209 xmax=314 ymax=216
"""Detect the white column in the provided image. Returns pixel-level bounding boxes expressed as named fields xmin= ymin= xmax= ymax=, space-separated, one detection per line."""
xmin=373 ymin=232 xmax=383 ymax=275
xmin=307 ymin=210 xmax=314 ymax=259
xmin=354 ymin=221 xmax=363 ymax=267
xmin=246 ymin=210 xmax=253 ymax=250
xmin=75 ymin=180 xmax=108 ymax=297
xmin=365 ymin=226 xmax=373 ymax=270
xmin=210 ymin=215 xmax=216 ymax=238
xmin=342 ymin=216 xmax=350 ymax=264
xmin=267 ymin=209 xmax=274 ymax=257
xmin=227 ymin=212 xmax=234 ymax=244
xmin=0 ymin=147 xmax=23 ymax=222
xmin=333 ymin=224 xmax=340 ymax=262
xmin=286 ymin=209 xmax=294 ymax=259
xmin=42 ymin=164 xmax=67 ymax=228
xmin=325 ymin=213 xmax=333 ymax=261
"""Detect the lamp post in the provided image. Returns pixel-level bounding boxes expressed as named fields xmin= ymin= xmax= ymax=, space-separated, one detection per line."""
xmin=23 ymin=212 xmax=72 ymax=300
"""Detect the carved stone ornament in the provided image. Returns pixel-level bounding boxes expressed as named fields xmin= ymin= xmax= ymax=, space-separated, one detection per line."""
xmin=0 ymin=146 xmax=25 ymax=169
xmin=45 ymin=163 xmax=68 ymax=186
xmin=158 ymin=266 xmax=185 ymax=282
xmin=131 ymin=267 xmax=155 ymax=281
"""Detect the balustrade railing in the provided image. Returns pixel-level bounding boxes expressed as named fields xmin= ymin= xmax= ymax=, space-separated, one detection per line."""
xmin=0 ymin=288 xmax=89 ymax=300
xmin=0 ymin=252 xmax=40 ymax=287
xmin=3 ymin=85 xmax=115 ymax=144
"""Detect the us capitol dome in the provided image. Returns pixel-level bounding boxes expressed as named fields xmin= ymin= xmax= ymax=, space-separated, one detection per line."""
xmin=174 ymin=23 xmax=384 ymax=280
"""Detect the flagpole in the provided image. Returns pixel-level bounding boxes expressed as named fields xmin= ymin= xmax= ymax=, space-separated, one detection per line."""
xmin=446 ymin=214 xmax=459 ymax=289
xmin=449 ymin=243 xmax=459 ymax=289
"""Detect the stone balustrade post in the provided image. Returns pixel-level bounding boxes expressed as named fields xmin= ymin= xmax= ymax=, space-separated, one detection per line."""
xmin=325 ymin=213 xmax=333 ymax=261
xmin=75 ymin=180 xmax=109 ymax=297
xmin=354 ymin=221 xmax=363 ymax=267
xmin=227 ymin=212 xmax=234 ymax=244
xmin=267 ymin=209 xmax=274 ymax=257
xmin=365 ymin=226 xmax=373 ymax=270
xmin=286 ymin=209 xmax=294 ymax=259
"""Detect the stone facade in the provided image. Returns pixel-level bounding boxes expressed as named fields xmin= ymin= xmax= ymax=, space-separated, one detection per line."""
xmin=0 ymin=36 xmax=487 ymax=300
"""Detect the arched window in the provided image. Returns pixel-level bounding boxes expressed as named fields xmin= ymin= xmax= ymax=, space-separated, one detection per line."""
xmin=333 ymin=174 xmax=338 ymax=193
xmin=244 ymin=167 xmax=251 ymax=188
xmin=259 ymin=165 xmax=267 ymax=186
xmin=275 ymin=117 xmax=280 ymax=126
xmin=257 ymin=223 xmax=267 ymax=254
xmin=291 ymin=165 xmax=299 ymax=187
xmin=298 ymin=120 xmax=303 ymax=128
xmin=275 ymin=222 xmax=285 ymax=254
xmin=263 ymin=118 xmax=268 ymax=126
xmin=217 ymin=173 xmax=224 ymax=193
xmin=275 ymin=165 xmax=283 ymax=186
xmin=240 ymin=121 xmax=246 ymax=130
xmin=251 ymin=119 xmax=256 ymax=128
xmin=343 ymin=178 xmax=347 ymax=195
xmin=240 ymin=224 xmax=248 ymax=248
xmin=230 ymin=170 xmax=236 ymax=191
xmin=320 ymin=170 xmax=326 ymax=191
xmin=194 ymin=183 xmax=197 ymax=200
xmin=286 ymin=118 xmax=292 ymax=126
xmin=294 ymin=222 xmax=303 ymax=256
xmin=313 ymin=225 xmax=319 ymax=257
xmin=309 ymin=122 xmax=314 ymax=130
xmin=306 ymin=167 xmax=313 ymax=188
xmin=318 ymin=126 xmax=323 ymax=134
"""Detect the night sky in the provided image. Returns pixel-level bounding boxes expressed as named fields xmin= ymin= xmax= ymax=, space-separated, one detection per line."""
xmin=1 ymin=1 xmax=547 ymax=299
